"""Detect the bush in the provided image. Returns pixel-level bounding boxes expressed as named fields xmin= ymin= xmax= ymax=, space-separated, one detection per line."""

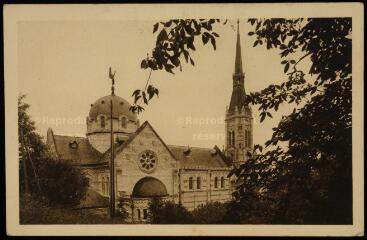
xmin=192 ymin=201 xmax=228 ymax=224
xmin=148 ymin=198 xmax=236 ymax=224
xmin=116 ymin=197 xmax=131 ymax=220
xmin=36 ymin=158 xmax=90 ymax=207
xmin=148 ymin=197 xmax=194 ymax=224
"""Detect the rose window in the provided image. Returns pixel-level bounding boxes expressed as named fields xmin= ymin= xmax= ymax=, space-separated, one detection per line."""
xmin=138 ymin=150 xmax=157 ymax=173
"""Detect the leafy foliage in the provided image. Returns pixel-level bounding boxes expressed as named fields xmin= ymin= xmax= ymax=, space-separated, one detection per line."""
xmin=130 ymin=19 xmax=224 ymax=113
xmin=191 ymin=201 xmax=228 ymax=224
xmin=148 ymin=197 xmax=194 ymax=224
xmin=135 ymin=18 xmax=352 ymax=224
xmin=230 ymin=18 xmax=352 ymax=224
xmin=19 ymin=94 xmax=89 ymax=207
xmin=148 ymin=198 xmax=243 ymax=224
xmin=116 ymin=197 xmax=131 ymax=220
xmin=37 ymin=158 xmax=90 ymax=206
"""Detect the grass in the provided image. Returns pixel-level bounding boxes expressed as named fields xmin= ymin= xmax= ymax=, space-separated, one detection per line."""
xmin=19 ymin=194 xmax=128 ymax=224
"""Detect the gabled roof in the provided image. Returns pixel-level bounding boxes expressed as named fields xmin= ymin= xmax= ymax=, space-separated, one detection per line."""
xmin=168 ymin=145 xmax=231 ymax=169
xmin=101 ymin=121 xmax=178 ymax=162
xmin=47 ymin=128 xmax=102 ymax=165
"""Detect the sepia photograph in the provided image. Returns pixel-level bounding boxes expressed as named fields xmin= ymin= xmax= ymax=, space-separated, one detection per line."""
xmin=4 ymin=3 xmax=364 ymax=236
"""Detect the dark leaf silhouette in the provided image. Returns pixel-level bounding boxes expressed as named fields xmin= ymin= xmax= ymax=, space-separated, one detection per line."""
xmin=153 ymin=23 xmax=159 ymax=33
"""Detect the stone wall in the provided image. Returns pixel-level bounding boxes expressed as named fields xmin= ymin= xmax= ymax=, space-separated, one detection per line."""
xmin=179 ymin=169 xmax=232 ymax=211
xmin=114 ymin=124 xmax=178 ymax=198
xmin=225 ymin=107 xmax=254 ymax=167
xmin=83 ymin=167 xmax=109 ymax=197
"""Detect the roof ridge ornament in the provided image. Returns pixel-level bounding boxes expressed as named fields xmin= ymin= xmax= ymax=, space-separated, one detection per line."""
xmin=184 ymin=145 xmax=191 ymax=155
xmin=109 ymin=66 xmax=116 ymax=96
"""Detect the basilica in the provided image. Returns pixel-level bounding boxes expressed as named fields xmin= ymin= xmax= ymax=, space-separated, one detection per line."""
xmin=46 ymin=23 xmax=253 ymax=223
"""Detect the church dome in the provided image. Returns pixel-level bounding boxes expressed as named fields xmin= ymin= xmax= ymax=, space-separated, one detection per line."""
xmin=132 ymin=177 xmax=168 ymax=198
xmin=89 ymin=94 xmax=137 ymax=121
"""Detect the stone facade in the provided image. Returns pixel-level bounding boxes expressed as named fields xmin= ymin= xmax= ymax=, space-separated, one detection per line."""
xmin=113 ymin=124 xmax=177 ymax=199
xmin=225 ymin=106 xmax=253 ymax=167
xmin=178 ymin=169 xmax=232 ymax=211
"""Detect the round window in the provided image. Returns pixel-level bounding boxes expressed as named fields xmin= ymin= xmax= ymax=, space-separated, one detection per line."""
xmin=138 ymin=150 xmax=158 ymax=173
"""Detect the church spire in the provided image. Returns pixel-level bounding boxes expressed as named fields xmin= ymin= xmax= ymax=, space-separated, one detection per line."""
xmin=234 ymin=19 xmax=243 ymax=74
xmin=228 ymin=19 xmax=246 ymax=113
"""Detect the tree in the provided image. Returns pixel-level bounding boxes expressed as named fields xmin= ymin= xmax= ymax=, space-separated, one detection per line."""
xmin=19 ymin=94 xmax=89 ymax=206
xmin=235 ymin=18 xmax=352 ymax=224
xmin=37 ymin=158 xmax=89 ymax=206
xmin=148 ymin=197 xmax=194 ymax=224
xmin=133 ymin=18 xmax=352 ymax=224
xmin=18 ymin=94 xmax=48 ymax=195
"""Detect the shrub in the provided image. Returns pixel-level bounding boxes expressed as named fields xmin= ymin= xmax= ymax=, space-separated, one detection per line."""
xmin=192 ymin=201 xmax=228 ymax=224
xmin=148 ymin=197 xmax=194 ymax=224
xmin=36 ymin=158 xmax=90 ymax=207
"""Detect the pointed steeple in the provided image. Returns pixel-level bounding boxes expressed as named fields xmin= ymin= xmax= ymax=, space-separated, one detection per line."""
xmin=235 ymin=19 xmax=243 ymax=74
xmin=228 ymin=19 xmax=247 ymax=114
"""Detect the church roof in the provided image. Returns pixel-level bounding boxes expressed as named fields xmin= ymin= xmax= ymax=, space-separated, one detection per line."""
xmin=234 ymin=19 xmax=243 ymax=75
xmin=229 ymin=87 xmax=248 ymax=113
xmin=228 ymin=20 xmax=249 ymax=114
xmin=47 ymin=129 xmax=103 ymax=165
xmin=168 ymin=145 xmax=231 ymax=169
xmin=47 ymin=122 xmax=231 ymax=170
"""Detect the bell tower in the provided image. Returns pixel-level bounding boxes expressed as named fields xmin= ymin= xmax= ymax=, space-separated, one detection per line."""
xmin=225 ymin=20 xmax=253 ymax=168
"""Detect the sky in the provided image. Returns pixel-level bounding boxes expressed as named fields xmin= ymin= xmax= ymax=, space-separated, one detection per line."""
xmin=18 ymin=20 xmax=297 ymax=149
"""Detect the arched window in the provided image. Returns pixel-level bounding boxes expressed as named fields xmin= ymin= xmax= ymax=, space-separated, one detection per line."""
xmin=100 ymin=116 xmax=106 ymax=128
xmin=214 ymin=176 xmax=218 ymax=188
xmin=197 ymin=177 xmax=201 ymax=189
xmin=137 ymin=209 xmax=141 ymax=219
xmin=228 ymin=131 xmax=232 ymax=146
xmin=221 ymin=177 xmax=225 ymax=188
xmin=189 ymin=177 xmax=193 ymax=190
xmin=101 ymin=177 xmax=105 ymax=194
xmin=121 ymin=117 xmax=127 ymax=128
